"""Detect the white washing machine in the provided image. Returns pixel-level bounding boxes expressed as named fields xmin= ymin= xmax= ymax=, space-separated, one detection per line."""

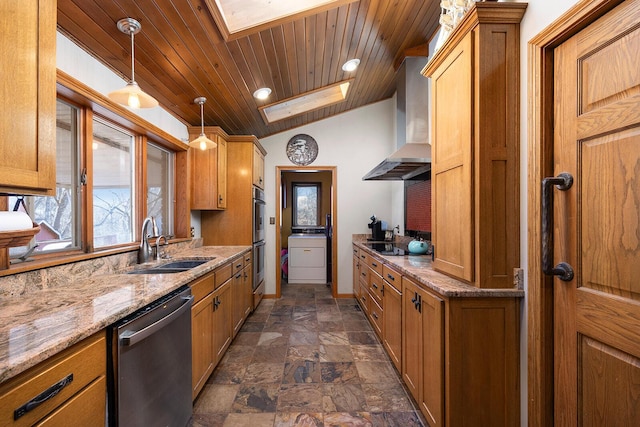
xmin=287 ymin=234 xmax=327 ymax=284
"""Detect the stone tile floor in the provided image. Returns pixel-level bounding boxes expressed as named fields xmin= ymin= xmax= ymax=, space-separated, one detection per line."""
xmin=191 ymin=283 xmax=425 ymax=427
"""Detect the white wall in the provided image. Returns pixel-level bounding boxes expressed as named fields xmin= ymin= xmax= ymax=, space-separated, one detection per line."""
xmin=56 ymin=32 xmax=189 ymax=142
xmin=260 ymin=99 xmax=397 ymax=296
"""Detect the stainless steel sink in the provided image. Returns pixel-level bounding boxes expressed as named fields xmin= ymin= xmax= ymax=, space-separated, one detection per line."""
xmin=127 ymin=258 xmax=214 ymax=275
xmin=158 ymin=260 xmax=211 ymax=269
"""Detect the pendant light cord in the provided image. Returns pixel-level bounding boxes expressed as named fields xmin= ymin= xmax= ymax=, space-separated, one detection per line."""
xmin=200 ymin=101 xmax=206 ymax=135
xmin=130 ymin=30 xmax=136 ymax=83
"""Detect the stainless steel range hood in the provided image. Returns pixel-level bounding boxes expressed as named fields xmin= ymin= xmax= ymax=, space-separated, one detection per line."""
xmin=363 ymin=56 xmax=431 ymax=181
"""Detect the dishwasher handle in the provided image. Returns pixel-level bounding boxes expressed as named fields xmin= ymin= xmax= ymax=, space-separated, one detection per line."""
xmin=120 ymin=295 xmax=194 ymax=347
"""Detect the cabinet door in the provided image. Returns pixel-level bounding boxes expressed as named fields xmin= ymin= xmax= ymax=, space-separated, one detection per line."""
xmin=402 ymin=278 xmax=422 ymax=401
xmin=190 ymin=140 xmax=219 ymax=210
xmin=231 ymin=269 xmax=244 ymax=337
xmin=212 ymin=280 xmax=232 ymax=363
xmin=352 ymin=253 xmax=360 ymax=299
xmin=430 ymin=32 xmax=474 ymax=282
xmin=383 ymin=280 xmax=402 ymax=372
xmin=252 ymin=146 xmax=264 ymax=188
xmin=420 ymin=289 xmax=444 ymax=427
xmin=0 ymin=0 xmax=56 ymax=195
xmin=242 ymin=263 xmax=252 ymax=318
xmin=191 ymin=293 xmax=214 ymax=399
xmin=37 ymin=376 xmax=106 ymax=427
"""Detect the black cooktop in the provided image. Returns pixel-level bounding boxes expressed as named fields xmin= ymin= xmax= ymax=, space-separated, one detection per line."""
xmin=362 ymin=242 xmax=413 ymax=256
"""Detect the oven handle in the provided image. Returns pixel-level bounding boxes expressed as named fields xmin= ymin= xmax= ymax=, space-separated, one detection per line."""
xmin=120 ymin=295 xmax=194 ymax=347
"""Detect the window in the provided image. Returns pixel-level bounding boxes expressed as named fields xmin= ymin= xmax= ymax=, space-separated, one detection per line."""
xmin=8 ymin=99 xmax=81 ymax=257
xmin=147 ymin=143 xmax=174 ymax=236
xmin=292 ymin=183 xmax=320 ymax=226
xmin=92 ymin=118 xmax=135 ymax=248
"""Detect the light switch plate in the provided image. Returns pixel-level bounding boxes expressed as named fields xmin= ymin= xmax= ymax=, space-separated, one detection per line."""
xmin=269 ymin=217 xmax=275 ymax=225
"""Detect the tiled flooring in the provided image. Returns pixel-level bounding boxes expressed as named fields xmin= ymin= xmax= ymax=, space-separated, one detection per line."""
xmin=191 ymin=283 xmax=425 ymax=427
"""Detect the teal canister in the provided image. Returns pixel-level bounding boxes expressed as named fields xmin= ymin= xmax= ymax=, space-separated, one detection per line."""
xmin=407 ymin=239 xmax=429 ymax=254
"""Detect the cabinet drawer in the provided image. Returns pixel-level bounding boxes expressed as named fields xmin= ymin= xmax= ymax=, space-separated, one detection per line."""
xmin=36 ymin=376 xmax=106 ymax=427
xmin=215 ymin=262 xmax=232 ymax=288
xmin=383 ymin=264 xmax=402 ymax=292
xmin=369 ymin=298 xmax=383 ymax=337
xmin=357 ymin=286 xmax=370 ymax=315
xmin=359 ymin=264 xmax=369 ymax=285
xmin=232 ymin=257 xmax=244 ymax=273
xmin=366 ymin=254 xmax=383 ymax=276
xmin=353 ymin=246 xmax=359 ymax=257
xmin=190 ymin=271 xmax=215 ymax=303
xmin=244 ymin=252 xmax=252 ymax=265
xmin=369 ymin=270 xmax=384 ymax=305
xmin=0 ymin=332 xmax=106 ymax=427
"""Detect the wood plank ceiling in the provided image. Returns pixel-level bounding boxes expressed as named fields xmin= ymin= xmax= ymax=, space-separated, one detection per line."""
xmin=57 ymin=0 xmax=441 ymax=139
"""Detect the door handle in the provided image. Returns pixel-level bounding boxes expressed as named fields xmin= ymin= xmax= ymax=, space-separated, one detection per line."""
xmin=541 ymin=173 xmax=574 ymax=281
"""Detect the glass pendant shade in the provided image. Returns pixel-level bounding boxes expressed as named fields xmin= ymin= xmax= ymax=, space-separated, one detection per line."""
xmin=108 ymin=18 xmax=158 ymax=109
xmin=189 ymin=97 xmax=217 ymax=151
xmin=108 ymin=81 xmax=158 ymax=108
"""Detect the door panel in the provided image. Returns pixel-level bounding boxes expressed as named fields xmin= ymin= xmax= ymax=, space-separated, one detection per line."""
xmin=554 ymin=1 xmax=640 ymax=424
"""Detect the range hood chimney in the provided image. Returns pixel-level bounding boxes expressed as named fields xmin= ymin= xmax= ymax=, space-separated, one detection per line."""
xmin=363 ymin=56 xmax=431 ymax=180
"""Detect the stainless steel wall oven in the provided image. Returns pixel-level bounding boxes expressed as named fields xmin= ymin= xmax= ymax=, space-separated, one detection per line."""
xmin=252 ymin=187 xmax=265 ymax=292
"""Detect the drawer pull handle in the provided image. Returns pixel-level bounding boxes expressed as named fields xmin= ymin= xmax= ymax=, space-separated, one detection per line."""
xmin=372 ymin=312 xmax=379 ymax=320
xmin=371 ymin=262 xmax=377 ymax=267
xmin=372 ymin=283 xmax=378 ymax=289
xmin=14 ymin=374 xmax=74 ymax=420
xmin=387 ymin=273 xmax=395 ymax=281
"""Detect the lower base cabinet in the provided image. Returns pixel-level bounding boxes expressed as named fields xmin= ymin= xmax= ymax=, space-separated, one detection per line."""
xmin=402 ymin=276 xmax=520 ymax=427
xmin=191 ymin=251 xmax=252 ymax=400
xmin=0 ymin=332 xmax=106 ymax=427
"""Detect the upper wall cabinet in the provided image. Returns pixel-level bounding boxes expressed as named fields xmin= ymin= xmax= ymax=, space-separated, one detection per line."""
xmin=0 ymin=0 xmax=56 ymax=196
xmin=423 ymin=2 xmax=527 ymax=288
xmin=189 ymin=126 xmax=228 ymax=210
xmin=252 ymin=145 xmax=265 ymax=189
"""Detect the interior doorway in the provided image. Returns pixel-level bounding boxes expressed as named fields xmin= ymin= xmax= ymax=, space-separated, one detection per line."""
xmin=275 ymin=166 xmax=337 ymax=298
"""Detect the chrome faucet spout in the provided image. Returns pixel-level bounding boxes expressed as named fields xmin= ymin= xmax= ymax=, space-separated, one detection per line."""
xmin=155 ymin=235 xmax=168 ymax=260
xmin=138 ymin=217 xmax=154 ymax=264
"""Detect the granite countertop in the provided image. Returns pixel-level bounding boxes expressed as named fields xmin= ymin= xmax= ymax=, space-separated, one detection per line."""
xmin=0 ymin=245 xmax=249 ymax=384
xmin=353 ymin=241 xmax=524 ymax=298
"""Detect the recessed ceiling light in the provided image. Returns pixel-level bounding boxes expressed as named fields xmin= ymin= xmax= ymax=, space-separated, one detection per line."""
xmin=342 ymin=58 xmax=360 ymax=72
xmin=253 ymin=87 xmax=272 ymax=100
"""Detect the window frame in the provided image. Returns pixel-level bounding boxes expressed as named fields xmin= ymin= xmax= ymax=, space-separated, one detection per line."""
xmin=0 ymin=71 xmax=190 ymax=275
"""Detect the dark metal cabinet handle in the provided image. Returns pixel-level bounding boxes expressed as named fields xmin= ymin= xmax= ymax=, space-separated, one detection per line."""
xmin=219 ymin=194 xmax=223 ymax=203
xmin=372 ymin=283 xmax=378 ymax=289
xmin=387 ymin=273 xmax=395 ymax=281
xmin=14 ymin=374 xmax=74 ymax=420
xmin=371 ymin=262 xmax=378 ymax=267
xmin=372 ymin=312 xmax=379 ymax=320
xmin=541 ymin=173 xmax=575 ymax=281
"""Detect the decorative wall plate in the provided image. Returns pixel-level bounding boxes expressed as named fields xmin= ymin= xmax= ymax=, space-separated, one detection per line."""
xmin=286 ymin=134 xmax=318 ymax=166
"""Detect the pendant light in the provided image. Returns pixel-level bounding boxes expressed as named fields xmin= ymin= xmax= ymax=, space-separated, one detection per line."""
xmin=189 ymin=97 xmax=217 ymax=151
xmin=108 ymin=18 xmax=158 ymax=109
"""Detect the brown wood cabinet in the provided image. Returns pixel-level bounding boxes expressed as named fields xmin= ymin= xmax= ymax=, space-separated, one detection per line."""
xmin=422 ymin=3 xmax=526 ymax=288
xmin=382 ymin=264 xmax=402 ymax=372
xmin=190 ymin=271 xmax=216 ymax=399
xmin=202 ymin=136 xmax=267 ymax=246
xmin=402 ymin=275 xmax=520 ymax=426
xmin=188 ymin=126 xmax=228 ymax=210
xmin=0 ymin=331 xmax=106 ymax=426
xmin=252 ymin=145 xmax=265 ymax=189
xmin=0 ymin=0 xmax=56 ymax=196
xmin=191 ymin=253 xmax=251 ymax=400
xmin=402 ymin=277 xmax=444 ymax=427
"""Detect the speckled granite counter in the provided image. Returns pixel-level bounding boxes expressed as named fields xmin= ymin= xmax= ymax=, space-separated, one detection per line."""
xmin=0 ymin=245 xmax=250 ymax=383
xmin=353 ymin=240 xmax=524 ymax=298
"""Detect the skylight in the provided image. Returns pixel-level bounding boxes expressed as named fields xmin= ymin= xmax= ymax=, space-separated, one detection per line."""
xmin=205 ymin=0 xmax=358 ymax=40
xmin=259 ymin=80 xmax=353 ymax=124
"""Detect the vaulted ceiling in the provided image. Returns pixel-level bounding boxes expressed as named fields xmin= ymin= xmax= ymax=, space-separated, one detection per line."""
xmin=57 ymin=0 xmax=441 ymax=139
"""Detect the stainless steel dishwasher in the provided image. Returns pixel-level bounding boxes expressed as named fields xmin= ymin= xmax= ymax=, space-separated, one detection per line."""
xmin=108 ymin=285 xmax=193 ymax=427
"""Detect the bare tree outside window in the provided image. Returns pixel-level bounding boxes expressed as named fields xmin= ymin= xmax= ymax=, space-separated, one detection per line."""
xmin=293 ymin=183 xmax=320 ymax=226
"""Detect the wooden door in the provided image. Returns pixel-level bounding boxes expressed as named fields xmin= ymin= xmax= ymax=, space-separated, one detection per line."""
xmin=382 ymin=280 xmax=402 ymax=372
xmin=420 ymin=289 xmax=443 ymax=427
xmin=401 ymin=277 xmax=422 ymax=402
xmin=213 ymin=280 xmax=232 ymax=363
xmin=553 ymin=1 xmax=640 ymax=424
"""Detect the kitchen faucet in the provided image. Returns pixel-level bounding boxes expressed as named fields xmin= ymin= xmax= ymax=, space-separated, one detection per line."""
xmin=155 ymin=235 xmax=168 ymax=260
xmin=138 ymin=216 xmax=156 ymax=264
